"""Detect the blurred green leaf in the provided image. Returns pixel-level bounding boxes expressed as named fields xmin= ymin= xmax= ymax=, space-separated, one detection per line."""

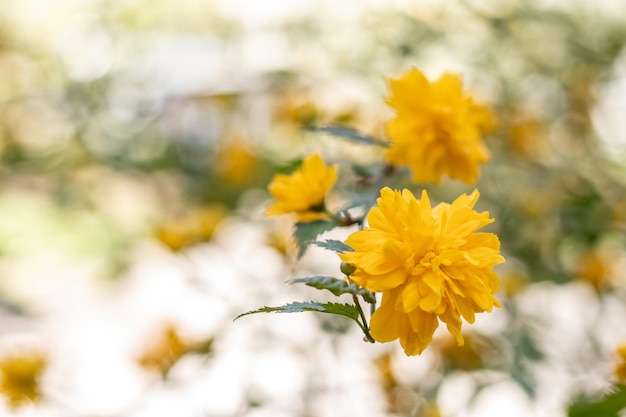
xmin=308 ymin=126 xmax=389 ymax=147
xmin=568 ymin=384 xmax=626 ymax=417
xmin=275 ymin=158 xmax=304 ymax=175
xmin=287 ymin=275 xmax=376 ymax=303
xmin=505 ymin=325 xmax=543 ymax=397
xmin=308 ymin=239 xmax=354 ymax=253
xmin=293 ymin=220 xmax=336 ymax=259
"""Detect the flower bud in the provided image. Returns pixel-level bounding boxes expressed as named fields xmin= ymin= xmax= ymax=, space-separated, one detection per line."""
xmin=340 ymin=262 xmax=356 ymax=276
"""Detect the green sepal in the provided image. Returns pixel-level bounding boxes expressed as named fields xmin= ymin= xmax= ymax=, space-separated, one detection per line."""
xmin=234 ymin=301 xmax=360 ymax=323
xmin=293 ymin=220 xmax=336 ymax=259
xmin=308 ymin=239 xmax=354 ymax=254
xmin=287 ymin=276 xmax=376 ymax=303
xmin=307 ymin=126 xmax=389 ymax=147
xmin=567 ymin=384 xmax=626 ymax=417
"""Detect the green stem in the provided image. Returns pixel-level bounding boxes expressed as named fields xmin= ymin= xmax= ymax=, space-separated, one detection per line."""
xmin=352 ymin=294 xmax=375 ymax=343
xmin=331 ymin=210 xmax=363 ymax=227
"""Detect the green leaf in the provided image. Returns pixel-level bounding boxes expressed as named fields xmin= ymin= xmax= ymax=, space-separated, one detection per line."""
xmin=293 ymin=220 xmax=336 ymax=259
xmin=568 ymin=384 xmax=626 ymax=417
xmin=287 ymin=276 xmax=376 ymax=303
xmin=234 ymin=301 xmax=361 ymax=323
xmin=308 ymin=126 xmax=389 ymax=147
xmin=337 ymin=196 xmax=377 ymax=215
xmin=308 ymin=239 xmax=354 ymax=254
xmin=275 ymin=158 xmax=304 ymax=175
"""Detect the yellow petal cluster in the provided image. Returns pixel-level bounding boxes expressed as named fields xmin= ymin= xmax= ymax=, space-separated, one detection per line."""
xmin=339 ymin=187 xmax=504 ymax=355
xmin=266 ymin=153 xmax=337 ymax=222
xmin=384 ymin=68 xmax=495 ymax=185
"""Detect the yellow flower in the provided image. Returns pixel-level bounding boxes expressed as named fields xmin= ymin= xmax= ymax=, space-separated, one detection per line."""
xmin=384 ymin=68 xmax=494 ymax=185
xmin=339 ymin=187 xmax=504 ymax=355
xmin=615 ymin=343 xmax=626 ymax=383
xmin=0 ymin=352 xmax=47 ymax=409
xmin=265 ymin=153 xmax=337 ymax=222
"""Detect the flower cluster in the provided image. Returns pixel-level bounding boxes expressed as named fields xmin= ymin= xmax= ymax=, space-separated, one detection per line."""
xmin=250 ymin=67 xmax=504 ymax=356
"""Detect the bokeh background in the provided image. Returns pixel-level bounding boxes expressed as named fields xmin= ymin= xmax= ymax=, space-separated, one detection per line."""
xmin=1 ymin=0 xmax=626 ymax=416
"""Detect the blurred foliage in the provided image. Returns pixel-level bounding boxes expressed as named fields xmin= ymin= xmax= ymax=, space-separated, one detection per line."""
xmin=568 ymin=384 xmax=626 ymax=417
xmin=0 ymin=0 xmax=625 ymax=415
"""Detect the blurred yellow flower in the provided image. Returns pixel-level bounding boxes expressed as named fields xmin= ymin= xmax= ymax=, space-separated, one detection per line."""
xmin=507 ymin=117 xmax=546 ymax=159
xmin=157 ymin=205 xmax=228 ymax=251
xmin=215 ymin=140 xmax=259 ymax=186
xmin=139 ymin=325 xmax=213 ymax=378
xmin=265 ymin=153 xmax=337 ymax=222
xmin=384 ymin=68 xmax=494 ymax=185
xmin=501 ymin=271 xmax=529 ymax=298
xmin=615 ymin=343 xmax=626 ymax=384
xmin=436 ymin=333 xmax=493 ymax=371
xmin=340 ymin=187 xmax=504 ymax=355
xmin=139 ymin=326 xmax=187 ymax=378
xmin=274 ymin=93 xmax=321 ymax=128
xmin=0 ymin=352 xmax=46 ymax=409
xmin=419 ymin=402 xmax=443 ymax=417
xmin=374 ymin=352 xmax=415 ymax=414
xmin=575 ymin=249 xmax=614 ymax=292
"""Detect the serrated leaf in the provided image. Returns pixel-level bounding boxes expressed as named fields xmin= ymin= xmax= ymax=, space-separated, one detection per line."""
xmin=287 ymin=276 xmax=376 ymax=303
xmin=308 ymin=240 xmax=354 ymax=254
xmin=568 ymin=384 xmax=626 ymax=417
xmin=293 ymin=220 xmax=336 ymax=259
xmin=234 ymin=301 xmax=361 ymax=323
xmin=308 ymin=126 xmax=389 ymax=147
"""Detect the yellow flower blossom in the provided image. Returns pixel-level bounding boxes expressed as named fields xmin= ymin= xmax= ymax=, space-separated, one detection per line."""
xmin=339 ymin=187 xmax=504 ymax=355
xmin=265 ymin=153 xmax=337 ymax=222
xmin=615 ymin=343 xmax=626 ymax=383
xmin=0 ymin=352 xmax=47 ymax=409
xmin=384 ymin=68 xmax=494 ymax=185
